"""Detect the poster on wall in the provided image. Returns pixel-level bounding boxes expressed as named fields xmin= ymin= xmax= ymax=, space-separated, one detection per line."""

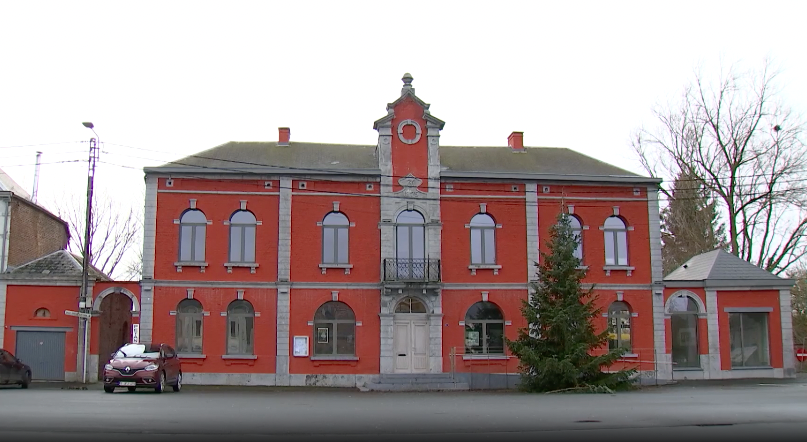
xmin=317 ymin=328 xmax=329 ymax=344
xmin=465 ymin=331 xmax=480 ymax=347
xmin=132 ymin=324 xmax=140 ymax=344
xmin=293 ymin=336 xmax=309 ymax=357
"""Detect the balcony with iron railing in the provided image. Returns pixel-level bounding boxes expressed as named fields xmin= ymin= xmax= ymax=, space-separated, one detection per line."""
xmin=382 ymin=258 xmax=441 ymax=283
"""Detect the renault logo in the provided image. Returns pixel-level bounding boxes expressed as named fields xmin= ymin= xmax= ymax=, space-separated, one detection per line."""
xmin=125 ymin=366 xmax=131 ymax=372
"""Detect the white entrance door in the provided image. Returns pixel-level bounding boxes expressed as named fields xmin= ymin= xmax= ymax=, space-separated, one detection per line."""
xmin=393 ymin=316 xmax=429 ymax=373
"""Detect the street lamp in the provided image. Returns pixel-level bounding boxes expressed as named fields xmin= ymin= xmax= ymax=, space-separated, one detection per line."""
xmin=80 ymin=121 xmax=100 ymax=384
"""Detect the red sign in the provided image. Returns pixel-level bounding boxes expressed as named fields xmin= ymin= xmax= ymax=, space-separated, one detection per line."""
xmin=796 ymin=347 xmax=807 ymax=362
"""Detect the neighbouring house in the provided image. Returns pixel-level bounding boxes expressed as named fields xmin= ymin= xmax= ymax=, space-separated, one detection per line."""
xmin=662 ymin=249 xmax=796 ymax=380
xmin=0 ymin=168 xmax=141 ymax=382
xmin=0 ymin=167 xmax=69 ymax=273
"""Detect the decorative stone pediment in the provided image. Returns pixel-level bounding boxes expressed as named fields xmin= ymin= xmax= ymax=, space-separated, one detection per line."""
xmin=396 ymin=173 xmax=427 ymax=198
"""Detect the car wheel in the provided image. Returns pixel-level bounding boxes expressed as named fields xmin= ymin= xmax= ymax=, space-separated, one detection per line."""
xmin=20 ymin=371 xmax=31 ymax=389
xmin=127 ymin=387 xmax=136 ymax=392
xmin=155 ymin=372 xmax=165 ymax=394
xmin=172 ymin=372 xmax=182 ymax=392
xmin=103 ymin=386 xmax=115 ymax=393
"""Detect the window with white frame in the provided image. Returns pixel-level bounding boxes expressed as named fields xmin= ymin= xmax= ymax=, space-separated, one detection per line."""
xmin=464 ymin=301 xmax=505 ymax=355
xmin=229 ymin=210 xmax=257 ymax=263
xmin=729 ymin=312 xmax=770 ymax=368
xmin=226 ymin=300 xmax=254 ymax=355
xmin=603 ymin=216 xmax=628 ymax=266
xmin=322 ymin=212 xmax=349 ymax=265
xmin=470 ymin=213 xmax=496 ymax=265
xmin=176 ymin=299 xmax=203 ymax=354
xmin=178 ymin=209 xmax=207 ymax=262
xmin=313 ymin=301 xmax=356 ymax=356
xmin=569 ymin=215 xmax=583 ymax=263
xmin=607 ymin=301 xmax=631 ymax=352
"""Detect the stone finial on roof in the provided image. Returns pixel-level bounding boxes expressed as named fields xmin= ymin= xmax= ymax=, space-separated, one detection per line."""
xmin=402 ymin=73 xmax=414 ymax=96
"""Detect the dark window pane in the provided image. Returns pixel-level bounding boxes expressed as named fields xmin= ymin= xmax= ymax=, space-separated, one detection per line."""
xmin=465 ymin=323 xmax=483 ymax=354
xmin=314 ymin=301 xmax=355 ymax=321
xmin=671 ymin=313 xmax=699 ymax=368
xmin=486 ymin=322 xmax=505 ymax=354
xmin=335 ymin=322 xmax=355 ymax=355
xmin=465 ymin=302 xmax=504 ymax=321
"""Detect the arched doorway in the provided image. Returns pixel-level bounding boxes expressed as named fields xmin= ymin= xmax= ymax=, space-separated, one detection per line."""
xmin=97 ymin=292 xmax=133 ymax=380
xmin=392 ymin=296 xmax=429 ymax=373
xmin=668 ymin=293 xmax=701 ymax=369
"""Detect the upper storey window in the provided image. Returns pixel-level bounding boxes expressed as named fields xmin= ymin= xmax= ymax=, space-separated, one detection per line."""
xmin=603 ymin=216 xmax=628 ymax=266
xmin=470 ymin=214 xmax=496 ymax=265
xmin=322 ymin=212 xmax=349 ymax=265
xmin=179 ymin=209 xmax=206 ymax=262
xmin=569 ymin=215 xmax=583 ymax=263
xmin=229 ymin=210 xmax=257 ymax=263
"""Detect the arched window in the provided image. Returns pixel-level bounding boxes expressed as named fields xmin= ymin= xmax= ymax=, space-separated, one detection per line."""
xmin=396 ymin=210 xmax=426 ymax=279
xmin=322 ymin=212 xmax=349 ymax=265
xmin=569 ymin=215 xmax=583 ymax=262
xmin=470 ymin=213 xmax=496 ymax=265
xmin=394 ymin=297 xmax=428 ymax=314
xmin=176 ymin=299 xmax=203 ymax=354
xmin=668 ymin=294 xmax=700 ymax=369
xmin=179 ymin=209 xmax=207 ymax=262
xmin=34 ymin=308 xmax=50 ymax=318
xmin=229 ymin=210 xmax=257 ymax=263
xmin=313 ymin=301 xmax=356 ymax=356
xmin=607 ymin=301 xmax=631 ymax=352
xmin=603 ymin=216 xmax=628 ymax=266
xmin=226 ymin=300 xmax=254 ymax=355
xmin=464 ymin=301 xmax=505 ymax=355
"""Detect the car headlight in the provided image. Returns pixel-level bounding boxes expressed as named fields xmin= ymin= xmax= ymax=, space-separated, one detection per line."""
xmin=104 ymin=364 xmax=113 ymax=370
xmin=144 ymin=364 xmax=158 ymax=371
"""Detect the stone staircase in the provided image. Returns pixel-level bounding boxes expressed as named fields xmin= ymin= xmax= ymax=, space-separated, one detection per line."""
xmin=359 ymin=373 xmax=470 ymax=392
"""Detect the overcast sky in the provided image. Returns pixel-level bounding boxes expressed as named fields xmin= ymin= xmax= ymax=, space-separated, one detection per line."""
xmin=1 ymin=0 xmax=805 ymax=277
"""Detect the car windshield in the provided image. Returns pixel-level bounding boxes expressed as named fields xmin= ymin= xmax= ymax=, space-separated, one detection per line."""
xmin=114 ymin=344 xmax=160 ymax=359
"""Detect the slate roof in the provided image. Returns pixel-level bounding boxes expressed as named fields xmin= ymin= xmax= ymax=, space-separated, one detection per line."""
xmin=143 ymin=141 xmax=659 ymax=185
xmin=2 ymin=249 xmax=111 ymax=281
xmin=664 ymin=249 xmax=793 ymax=288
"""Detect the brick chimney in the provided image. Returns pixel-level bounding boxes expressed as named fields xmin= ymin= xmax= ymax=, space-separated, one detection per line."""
xmin=278 ymin=127 xmax=290 ymax=146
xmin=508 ymin=131 xmax=524 ymax=152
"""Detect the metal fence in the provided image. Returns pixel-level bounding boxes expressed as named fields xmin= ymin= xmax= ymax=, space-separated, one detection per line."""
xmin=382 ymin=258 xmax=441 ymax=282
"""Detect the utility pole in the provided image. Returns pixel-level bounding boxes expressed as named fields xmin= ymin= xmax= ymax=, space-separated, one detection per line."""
xmin=32 ymin=151 xmax=42 ymax=203
xmin=80 ymin=122 xmax=100 ymax=384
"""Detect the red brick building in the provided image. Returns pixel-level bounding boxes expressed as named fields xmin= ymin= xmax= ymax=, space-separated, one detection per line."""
xmin=135 ymin=74 xmax=796 ymax=389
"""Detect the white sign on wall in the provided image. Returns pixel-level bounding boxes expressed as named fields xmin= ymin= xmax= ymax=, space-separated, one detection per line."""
xmin=293 ymin=336 xmax=309 ymax=357
xmin=132 ymin=324 xmax=140 ymax=344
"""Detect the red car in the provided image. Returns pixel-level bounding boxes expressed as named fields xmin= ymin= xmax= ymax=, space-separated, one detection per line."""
xmin=102 ymin=342 xmax=182 ymax=393
xmin=0 ymin=349 xmax=32 ymax=388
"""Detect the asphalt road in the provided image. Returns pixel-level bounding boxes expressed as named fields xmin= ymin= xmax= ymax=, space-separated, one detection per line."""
xmin=1 ymin=381 xmax=807 ymax=442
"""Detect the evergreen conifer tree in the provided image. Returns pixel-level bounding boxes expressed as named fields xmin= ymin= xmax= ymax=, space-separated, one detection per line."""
xmin=507 ymin=211 xmax=635 ymax=393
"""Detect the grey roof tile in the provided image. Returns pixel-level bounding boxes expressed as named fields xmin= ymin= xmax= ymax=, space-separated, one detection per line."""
xmin=664 ymin=249 xmax=786 ymax=283
xmin=3 ymin=250 xmax=111 ymax=281
xmin=143 ymin=141 xmax=658 ymax=184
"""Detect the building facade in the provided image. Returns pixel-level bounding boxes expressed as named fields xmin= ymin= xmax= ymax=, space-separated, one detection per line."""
xmin=137 ymin=74 xmax=796 ymax=388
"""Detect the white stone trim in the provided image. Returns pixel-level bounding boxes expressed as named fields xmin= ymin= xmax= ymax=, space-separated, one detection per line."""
xmin=158 ymin=189 xmax=280 ymax=196
xmin=139 ymin=284 xmax=154 ymax=343
xmin=276 ymin=285 xmax=290 ymax=385
xmin=142 ymin=175 xmax=158 ymax=281
xmin=525 ymin=182 xmax=539 ymax=282
xmin=705 ymin=290 xmax=722 ymax=379
xmin=647 ymin=185 xmax=668 ymax=381
xmin=278 ymin=177 xmax=292 ymax=282
xmin=92 ymin=286 xmax=141 ymax=313
xmin=186 ymin=289 xmax=194 ymax=299
xmin=780 ymin=289 xmax=797 ymax=377
xmin=0 ymin=282 xmax=6 ymax=347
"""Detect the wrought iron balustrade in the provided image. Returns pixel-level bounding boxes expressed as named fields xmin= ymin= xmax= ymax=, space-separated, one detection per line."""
xmin=383 ymin=258 xmax=441 ymax=282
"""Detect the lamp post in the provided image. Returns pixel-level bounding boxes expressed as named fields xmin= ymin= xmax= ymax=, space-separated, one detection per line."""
xmin=80 ymin=121 xmax=100 ymax=384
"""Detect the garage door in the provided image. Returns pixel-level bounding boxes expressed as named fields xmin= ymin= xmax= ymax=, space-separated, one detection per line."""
xmin=15 ymin=331 xmax=66 ymax=381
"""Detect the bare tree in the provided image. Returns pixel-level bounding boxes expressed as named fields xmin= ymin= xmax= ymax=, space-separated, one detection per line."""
xmin=54 ymin=192 xmax=142 ymax=280
xmin=633 ymin=59 xmax=807 ymax=275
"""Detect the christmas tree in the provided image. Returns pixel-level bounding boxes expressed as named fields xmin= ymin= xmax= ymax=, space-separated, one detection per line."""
xmin=507 ymin=211 xmax=635 ymax=393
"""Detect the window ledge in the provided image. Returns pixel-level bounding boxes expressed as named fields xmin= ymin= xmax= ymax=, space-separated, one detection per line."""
xmin=174 ymin=262 xmax=209 ymax=273
xmin=468 ymin=264 xmax=502 ymax=275
xmin=310 ymin=355 xmax=359 ymax=361
xmin=319 ymin=264 xmax=353 ymax=275
xmin=462 ymin=354 xmax=508 ymax=361
xmin=177 ymin=354 xmax=206 ymax=359
xmin=576 ymin=265 xmax=589 ymax=270
xmin=221 ymin=355 xmax=257 ymax=360
xmin=224 ymin=262 xmax=259 ymax=274
xmin=672 ymin=367 xmax=703 ymax=372
xmin=731 ymin=366 xmax=773 ymax=370
xmin=619 ymin=353 xmax=639 ymax=358
xmin=603 ymin=265 xmax=635 ymax=276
